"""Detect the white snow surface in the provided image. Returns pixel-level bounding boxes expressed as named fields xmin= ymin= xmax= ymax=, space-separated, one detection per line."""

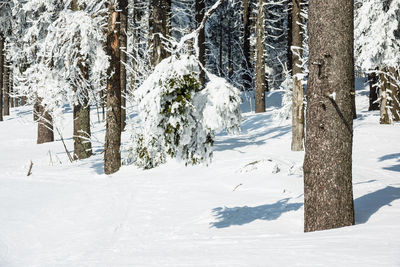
xmin=0 ymin=79 xmax=399 ymax=266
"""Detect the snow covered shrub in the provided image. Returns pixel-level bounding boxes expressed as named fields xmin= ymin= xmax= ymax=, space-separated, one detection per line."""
xmin=198 ymin=74 xmax=242 ymax=135
xmin=274 ymin=68 xmax=293 ymax=121
xmin=125 ymin=55 xmax=241 ymax=169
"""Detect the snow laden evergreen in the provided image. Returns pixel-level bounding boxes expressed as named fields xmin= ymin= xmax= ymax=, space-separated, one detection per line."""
xmin=125 ymin=55 xmax=241 ymax=169
xmin=11 ymin=0 xmax=108 ymax=129
xmin=355 ymin=0 xmax=400 ymax=122
xmin=355 ymin=0 xmax=400 ymax=70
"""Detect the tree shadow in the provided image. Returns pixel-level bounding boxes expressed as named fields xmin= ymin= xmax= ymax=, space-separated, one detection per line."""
xmin=214 ymin=112 xmax=291 ymax=152
xmin=210 ymin=198 xmax=303 ymax=228
xmin=354 ymin=186 xmax=400 ymax=224
xmin=378 ymin=153 xmax=400 ymax=172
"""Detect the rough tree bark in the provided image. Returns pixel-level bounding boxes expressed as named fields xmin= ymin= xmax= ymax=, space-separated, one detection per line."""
xmin=72 ymin=0 xmax=93 ymax=160
xmin=242 ymin=0 xmax=252 ymax=91
xmin=291 ymin=0 xmax=304 ymax=151
xmin=379 ymin=69 xmax=390 ymax=124
xmin=120 ymin=0 xmax=128 ymax=130
xmin=37 ymin=101 xmax=54 ymax=144
xmin=104 ymin=0 xmax=122 ymax=174
xmin=379 ymin=67 xmax=400 ymax=123
xmin=195 ymin=0 xmax=206 ymax=86
xmin=255 ymin=0 xmax=266 ymax=113
xmin=303 ymin=0 xmax=355 ymax=232
xmin=149 ymin=0 xmax=171 ymax=67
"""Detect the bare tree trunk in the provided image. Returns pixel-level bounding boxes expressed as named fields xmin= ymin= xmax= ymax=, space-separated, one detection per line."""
xmin=287 ymin=2 xmax=293 ymax=74
xmin=73 ymin=94 xmax=92 ymax=159
xmin=218 ymin=18 xmax=223 ymax=76
xmin=227 ymin=13 xmax=233 ymax=80
xmin=291 ymin=0 xmax=304 ymax=151
xmin=195 ymin=0 xmax=206 ymax=86
xmin=72 ymin=0 xmax=93 ymax=160
xmin=120 ymin=0 xmax=128 ymax=130
xmin=3 ymin=51 xmax=9 ymax=116
xmin=10 ymin=70 xmax=14 ymax=108
xmin=304 ymin=0 xmax=355 ymax=232
xmin=104 ymin=1 xmax=122 ymax=174
xmin=37 ymin=102 xmax=54 ymax=144
xmin=368 ymin=72 xmax=379 ymax=111
xmin=20 ymin=96 xmax=27 ymax=106
xmin=379 ymin=68 xmax=391 ymax=124
xmin=149 ymin=0 xmax=171 ymax=67
xmin=0 ymin=34 xmax=3 ymax=122
xmin=242 ymin=0 xmax=252 ymax=91
xmin=388 ymin=67 xmax=400 ymax=121
xmin=255 ymin=0 xmax=266 ymax=113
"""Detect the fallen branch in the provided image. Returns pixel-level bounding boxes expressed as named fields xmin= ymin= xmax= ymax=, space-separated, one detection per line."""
xmin=27 ymin=161 xmax=33 ymax=176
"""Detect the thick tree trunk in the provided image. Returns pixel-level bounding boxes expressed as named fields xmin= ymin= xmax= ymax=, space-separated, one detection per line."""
xmin=120 ymin=0 xmax=128 ymax=130
xmin=304 ymin=0 xmax=355 ymax=232
xmin=3 ymin=52 xmax=9 ymax=116
xmin=242 ymin=0 xmax=252 ymax=91
xmin=0 ymin=34 xmax=3 ymax=122
xmin=149 ymin=0 xmax=171 ymax=67
xmin=368 ymin=72 xmax=379 ymax=111
xmin=291 ymin=0 xmax=304 ymax=151
xmin=255 ymin=0 xmax=266 ymax=113
xmin=37 ymin=103 xmax=54 ymax=144
xmin=388 ymin=67 xmax=400 ymax=121
xmin=104 ymin=1 xmax=122 ymax=174
xmin=379 ymin=67 xmax=400 ymax=123
xmin=195 ymin=0 xmax=206 ymax=86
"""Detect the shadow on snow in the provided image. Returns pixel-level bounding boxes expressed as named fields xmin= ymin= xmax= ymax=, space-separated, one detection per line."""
xmin=210 ymin=198 xmax=302 ymax=228
xmin=354 ymin=186 xmax=400 ymax=224
xmin=210 ymin=186 xmax=400 ymax=228
xmin=378 ymin=153 xmax=400 ymax=172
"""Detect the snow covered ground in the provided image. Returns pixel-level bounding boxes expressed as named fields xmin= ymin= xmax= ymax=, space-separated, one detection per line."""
xmin=0 ymin=80 xmax=399 ymax=266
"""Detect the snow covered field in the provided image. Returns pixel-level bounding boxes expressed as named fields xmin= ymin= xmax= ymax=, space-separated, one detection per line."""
xmin=0 ymin=81 xmax=399 ymax=266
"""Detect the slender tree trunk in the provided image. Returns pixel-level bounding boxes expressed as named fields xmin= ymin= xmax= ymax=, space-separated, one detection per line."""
xmin=304 ymin=0 xmax=355 ymax=232
xmin=3 ymin=51 xmax=9 ymax=116
xmin=218 ymin=18 xmax=223 ymax=76
xmin=72 ymin=0 xmax=93 ymax=160
xmin=104 ymin=1 xmax=122 ymax=174
xmin=287 ymin=2 xmax=293 ymax=74
xmin=351 ymin=83 xmax=357 ymax=119
xmin=10 ymin=70 xmax=14 ymax=108
xmin=368 ymin=72 xmax=379 ymax=111
xmin=0 ymin=34 xmax=3 ymax=122
xmin=21 ymin=96 xmax=27 ymax=106
xmin=255 ymin=0 xmax=266 ymax=113
xmin=242 ymin=0 xmax=252 ymax=91
xmin=228 ymin=20 xmax=233 ymax=79
xmin=291 ymin=0 xmax=304 ymax=151
xmin=37 ymin=102 xmax=54 ymax=144
xmin=120 ymin=0 xmax=128 ymax=130
xmin=149 ymin=0 xmax=171 ymax=67
xmin=195 ymin=0 xmax=206 ymax=86
xmin=379 ymin=68 xmax=391 ymax=124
